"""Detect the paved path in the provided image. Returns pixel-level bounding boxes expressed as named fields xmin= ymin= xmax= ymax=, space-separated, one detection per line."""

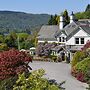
xmin=29 ymin=61 xmax=88 ymax=90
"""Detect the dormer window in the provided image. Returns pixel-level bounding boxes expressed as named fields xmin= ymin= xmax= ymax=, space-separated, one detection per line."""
xmin=62 ymin=37 xmax=65 ymax=42
xmin=59 ymin=37 xmax=61 ymax=42
xmin=59 ymin=37 xmax=65 ymax=42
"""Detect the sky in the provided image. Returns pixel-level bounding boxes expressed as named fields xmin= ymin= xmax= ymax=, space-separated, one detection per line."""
xmin=0 ymin=0 xmax=89 ymax=15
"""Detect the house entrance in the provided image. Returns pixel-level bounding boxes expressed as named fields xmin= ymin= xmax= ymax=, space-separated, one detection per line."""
xmin=61 ymin=52 xmax=65 ymax=61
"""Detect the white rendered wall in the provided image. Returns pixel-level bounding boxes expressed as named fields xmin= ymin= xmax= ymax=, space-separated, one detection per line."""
xmin=38 ymin=40 xmax=58 ymax=43
xmin=70 ymin=16 xmax=74 ymax=23
xmin=57 ymin=33 xmax=67 ymax=43
xmin=59 ymin=16 xmax=64 ymax=30
xmin=66 ymin=29 xmax=90 ymax=45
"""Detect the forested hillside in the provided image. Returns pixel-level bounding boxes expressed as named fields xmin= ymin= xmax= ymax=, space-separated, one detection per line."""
xmin=75 ymin=4 xmax=90 ymax=19
xmin=0 ymin=11 xmax=50 ymax=34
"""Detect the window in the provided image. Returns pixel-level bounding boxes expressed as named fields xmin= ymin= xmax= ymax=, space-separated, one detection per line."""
xmin=59 ymin=37 xmax=61 ymax=42
xmin=75 ymin=37 xmax=85 ymax=44
xmin=62 ymin=37 xmax=65 ymax=42
xmin=81 ymin=38 xmax=84 ymax=44
xmin=75 ymin=38 xmax=79 ymax=44
xmin=59 ymin=37 xmax=65 ymax=42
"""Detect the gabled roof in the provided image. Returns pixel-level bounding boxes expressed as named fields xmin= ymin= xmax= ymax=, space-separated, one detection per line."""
xmin=64 ymin=21 xmax=78 ymax=36
xmin=75 ymin=20 xmax=90 ymax=26
xmin=66 ymin=27 xmax=80 ymax=40
xmin=65 ymin=20 xmax=90 ymax=40
xmin=38 ymin=20 xmax=90 ymax=42
xmin=38 ymin=25 xmax=59 ymax=41
xmin=80 ymin=25 xmax=90 ymax=35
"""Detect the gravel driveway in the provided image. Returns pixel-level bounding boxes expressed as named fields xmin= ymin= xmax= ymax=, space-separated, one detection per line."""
xmin=29 ymin=61 xmax=88 ymax=90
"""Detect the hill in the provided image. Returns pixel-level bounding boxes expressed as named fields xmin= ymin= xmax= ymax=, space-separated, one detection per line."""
xmin=85 ymin=4 xmax=90 ymax=12
xmin=0 ymin=11 xmax=50 ymax=34
xmin=75 ymin=4 xmax=90 ymax=19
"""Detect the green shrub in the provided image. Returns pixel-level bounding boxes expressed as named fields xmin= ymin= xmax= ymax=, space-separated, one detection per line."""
xmin=50 ymin=55 xmax=57 ymax=62
xmin=0 ymin=76 xmax=17 ymax=90
xmin=75 ymin=57 xmax=90 ymax=82
xmin=75 ymin=57 xmax=90 ymax=74
xmin=0 ymin=43 xmax=8 ymax=51
xmin=13 ymin=69 xmax=62 ymax=90
xmin=71 ymin=51 xmax=85 ymax=67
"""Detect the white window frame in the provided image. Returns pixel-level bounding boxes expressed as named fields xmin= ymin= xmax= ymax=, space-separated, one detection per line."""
xmin=75 ymin=37 xmax=84 ymax=45
xmin=59 ymin=37 xmax=65 ymax=42
xmin=80 ymin=38 xmax=84 ymax=44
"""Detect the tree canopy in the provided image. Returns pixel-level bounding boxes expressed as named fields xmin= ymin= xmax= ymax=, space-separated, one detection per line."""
xmin=48 ymin=10 xmax=69 ymax=26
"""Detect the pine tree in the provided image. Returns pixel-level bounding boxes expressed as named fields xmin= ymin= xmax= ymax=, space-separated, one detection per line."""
xmin=48 ymin=15 xmax=54 ymax=25
xmin=63 ymin=10 xmax=69 ymax=26
xmin=48 ymin=14 xmax=58 ymax=25
xmin=85 ymin=4 xmax=90 ymax=12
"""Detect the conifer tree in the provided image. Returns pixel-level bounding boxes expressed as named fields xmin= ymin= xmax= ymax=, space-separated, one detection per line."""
xmin=63 ymin=10 xmax=69 ymax=26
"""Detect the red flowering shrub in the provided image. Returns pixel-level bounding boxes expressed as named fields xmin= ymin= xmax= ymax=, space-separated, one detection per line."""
xmin=71 ymin=57 xmax=90 ymax=83
xmin=81 ymin=40 xmax=90 ymax=51
xmin=76 ymin=72 xmax=85 ymax=82
xmin=71 ymin=68 xmax=85 ymax=82
xmin=0 ymin=49 xmax=32 ymax=80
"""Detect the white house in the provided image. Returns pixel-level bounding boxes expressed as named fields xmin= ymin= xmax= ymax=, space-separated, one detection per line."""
xmin=37 ymin=12 xmax=90 ymax=60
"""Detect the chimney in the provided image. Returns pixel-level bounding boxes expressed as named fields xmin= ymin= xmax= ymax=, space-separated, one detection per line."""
xmin=70 ymin=11 xmax=74 ymax=23
xmin=59 ymin=15 xmax=64 ymax=30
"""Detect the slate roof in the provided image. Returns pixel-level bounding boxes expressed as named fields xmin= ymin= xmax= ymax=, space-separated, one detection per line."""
xmin=64 ymin=22 xmax=78 ymax=36
xmin=65 ymin=20 xmax=90 ymax=40
xmin=80 ymin=25 xmax=90 ymax=35
xmin=38 ymin=25 xmax=59 ymax=41
xmin=38 ymin=20 xmax=90 ymax=41
xmin=55 ymin=22 xmax=79 ymax=38
xmin=51 ymin=45 xmax=64 ymax=52
xmin=66 ymin=27 xmax=80 ymax=40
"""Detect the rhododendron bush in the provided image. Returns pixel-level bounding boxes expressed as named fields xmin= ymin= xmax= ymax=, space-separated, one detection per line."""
xmin=71 ymin=40 xmax=90 ymax=83
xmin=81 ymin=40 xmax=90 ymax=51
xmin=36 ymin=43 xmax=57 ymax=56
xmin=0 ymin=49 xmax=32 ymax=80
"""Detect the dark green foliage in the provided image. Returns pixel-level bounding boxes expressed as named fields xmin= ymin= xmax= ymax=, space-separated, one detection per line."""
xmin=85 ymin=4 xmax=90 ymax=12
xmin=48 ymin=15 xmax=54 ymax=25
xmin=75 ymin=11 xmax=90 ymax=19
xmin=48 ymin=10 xmax=69 ymax=26
xmin=20 ymin=41 xmax=34 ymax=49
xmin=0 ymin=11 xmax=50 ymax=33
xmin=5 ymin=32 xmax=18 ymax=48
xmin=71 ymin=51 xmax=86 ymax=67
xmin=0 ymin=35 xmax=4 ymax=43
xmin=17 ymin=33 xmax=29 ymax=42
xmin=75 ymin=57 xmax=90 ymax=82
xmin=0 ymin=32 xmax=37 ymax=50
xmin=75 ymin=57 xmax=90 ymax=74
xmin=0 ymin=43 xmax=8 ymax=51
xmin=63 ymin=10 xmax=69 ymax=26
xmin=48 ymin=14 xmax=58 ymax=25
xmin=85 ymin=67 xmax=90 ymax=84
xmin=17 ymin=32 xmax=36 ymax=49
xmin=53 ymin=14 xmax=58 ymax=25
xmin=75 ymin=4 xmax=90 ymax=19
xmin=0 ymin=76 xmax=17 ymax=90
